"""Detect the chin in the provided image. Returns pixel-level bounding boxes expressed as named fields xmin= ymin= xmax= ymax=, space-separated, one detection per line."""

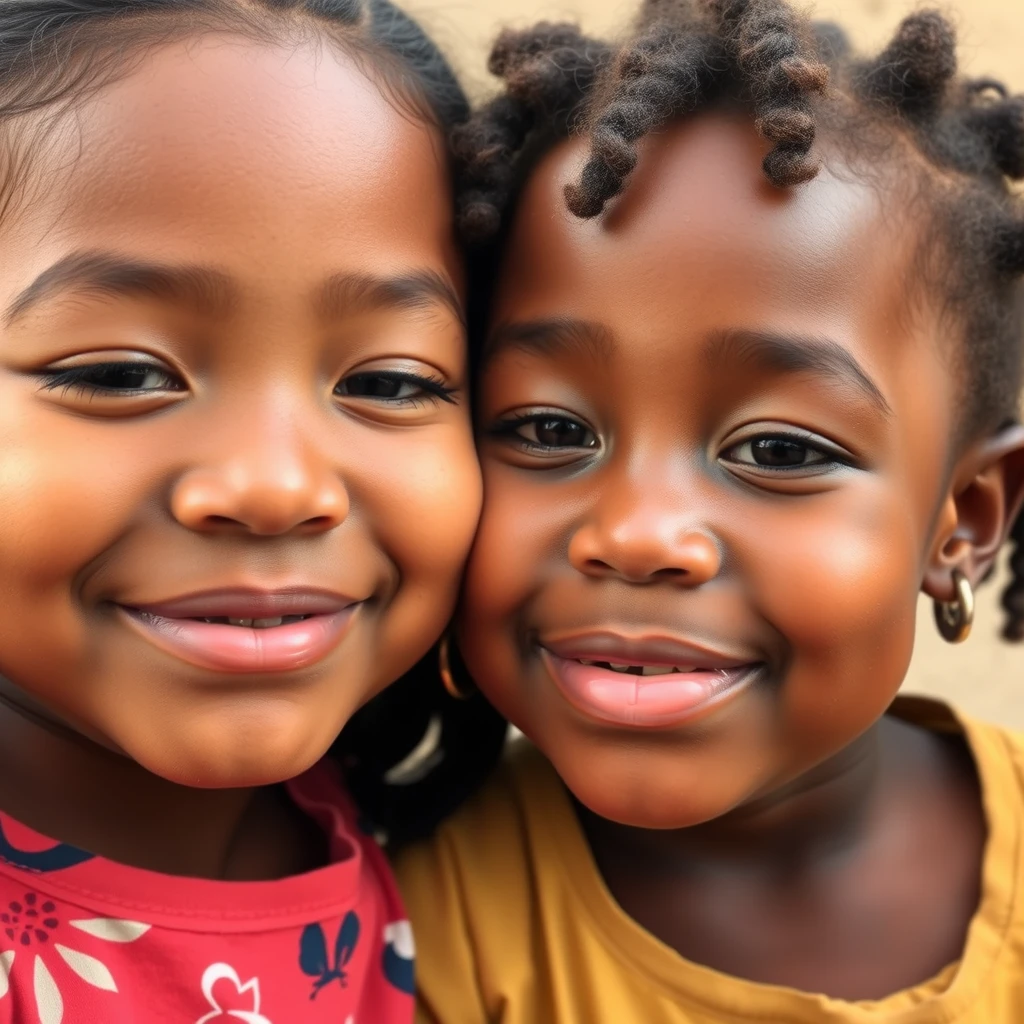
xmin=144 ymin=747 xmax=321 ymax=790
xmin=124 ymin=711 xmax=336 ymax=790
xmin=550 ymin=741 xmax=748 ymax=831
xmin=570 ymin=781 xmax=722 ymax=830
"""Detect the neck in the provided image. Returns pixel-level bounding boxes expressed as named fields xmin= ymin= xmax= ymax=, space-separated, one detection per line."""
xmin=0 ymin=677 xmax=263 ymax=879
xmin=577 ymin=720 xmax=892 ymax=877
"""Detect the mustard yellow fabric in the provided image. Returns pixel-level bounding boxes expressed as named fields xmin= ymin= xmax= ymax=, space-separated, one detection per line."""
xmin=395 ymin=697 xmax=1024 ymax=1023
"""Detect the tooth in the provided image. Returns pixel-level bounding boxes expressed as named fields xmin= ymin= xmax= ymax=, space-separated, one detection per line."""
xmin=641 ymin=666 xmax=672 ymax=676
xmin=252 ymin=617 xmax=284 ymax=628
xmin=228 ymin=617 xmax=254 ymax=627
xmin=609 ymin=664 xmax=631 ymax=673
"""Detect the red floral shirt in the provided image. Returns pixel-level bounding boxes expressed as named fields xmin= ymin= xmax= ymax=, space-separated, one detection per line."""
xmin=0 ymin=761 xmax=413 ymax=1023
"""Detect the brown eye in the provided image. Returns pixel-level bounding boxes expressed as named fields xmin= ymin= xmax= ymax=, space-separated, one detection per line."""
xmin=335 ymin=371 xmax=455 ymax=404
xmin=749 ymin=438 xmax=813 ymax=467
xmin=341 ymin=374 xmax=406 ymax=399
xmin=724 ymin=434 xmax=837 ymax=472
xmin=38 ymin=361 xmax=183 ymax=394
xmin=518 ymin=416 xmax=597 ymax=450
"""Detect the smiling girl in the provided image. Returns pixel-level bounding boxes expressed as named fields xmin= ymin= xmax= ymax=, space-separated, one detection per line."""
xmin=0 ymin=0 xmax=488 ymax=1020
xmin=397 ymin=2 xmax=1024 ymax=1021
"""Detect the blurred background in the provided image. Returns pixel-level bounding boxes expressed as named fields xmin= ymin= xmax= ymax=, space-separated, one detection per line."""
xmin=406 ymin=0 xmax=1024 ymax=726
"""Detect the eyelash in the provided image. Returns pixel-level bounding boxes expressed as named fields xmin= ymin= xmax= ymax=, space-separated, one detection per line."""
xmin=491 ymin=414 xmax=852 ymax=474
xmin=35 ymin=361 xmax=183 ymax=397
xmin=489 ymin=412 xmax=598 ymax=452
xmin=335 ymin=371 xmax=458 ymax=406
xmin=33 ymin=363 xmax=458 ymax=406
xmin=721 ymin=431 xmax=852 ymax=474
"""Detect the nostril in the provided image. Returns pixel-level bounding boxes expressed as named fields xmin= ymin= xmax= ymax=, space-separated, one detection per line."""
xmin=301 ymin=515 xmax=337 ymax=531
xmin=652 ymin=567 xmax=688 ymax=580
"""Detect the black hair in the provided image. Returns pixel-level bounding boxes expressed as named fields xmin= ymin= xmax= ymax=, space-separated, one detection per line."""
xmin=0 ymin=0 xmax=475 ymax=217
xmin=0 ymin=0 xmax=506 ymax=842
xmin=332 ymin=642 xmax=507 ymax=846
xmin=454 ymin=0 xmax=1024 ymax=642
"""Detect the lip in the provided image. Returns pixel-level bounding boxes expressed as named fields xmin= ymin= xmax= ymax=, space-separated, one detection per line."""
xmin=128 ymin=587 xmax=357 ymax=619
xmin=117 ymin=588 xmax=361 ymax=674
xmin=539 ymin=631 xmax=761 ymax=729
xmin=541 ymin=630 xmax=755 ymax=670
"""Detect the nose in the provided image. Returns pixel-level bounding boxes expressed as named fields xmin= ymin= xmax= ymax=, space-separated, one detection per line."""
xmin=170 ymin=413 xmax=349 ymax=537
xmin=567 ymin=483 xmax=721 ymax=586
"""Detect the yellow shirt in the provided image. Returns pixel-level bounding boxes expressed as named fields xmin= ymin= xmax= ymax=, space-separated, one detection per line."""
xmin=395 ymin=698 xmax=1024 ymax=1023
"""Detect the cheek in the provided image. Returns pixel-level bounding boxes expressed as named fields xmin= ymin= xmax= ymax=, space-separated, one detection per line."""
xmin=0 ymin=401 xmax=156 ymax=710
xmin=0 ymin=401 xmax=144 ymax=593
xmin=458 ymin=471 xmax=557 ymax=716
xmin=744 ymin=486 xmax=922 ymax=749
xmin=354 ymin=424 xmax=482 ymax=695
xmin=365 ymin=425 xmax=481 ymax=582
xmin=462 ymin=469 xmax=560 ymax=619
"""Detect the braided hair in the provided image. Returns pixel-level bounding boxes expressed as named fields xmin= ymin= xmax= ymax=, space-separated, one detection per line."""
xmin=456 ymin=0 xmax=1024 ymax=642
xmin=0 ymin=0 xmax=506 ymax=844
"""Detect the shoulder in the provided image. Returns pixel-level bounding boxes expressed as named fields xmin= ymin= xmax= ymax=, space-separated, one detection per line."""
xmin=892 ymin=695 xmax=1024 ymax=799
xmin=392 ymin=741 xmax=568 ymax=1021
xmin=394 ymin=738 xmax=558 ymax=896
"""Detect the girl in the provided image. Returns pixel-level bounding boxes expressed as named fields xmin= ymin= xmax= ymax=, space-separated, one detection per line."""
xmin=396 ymin=2 xmax=1024 ymax=1021
xmin=0 ymin=0 xmax=498 ymax=1020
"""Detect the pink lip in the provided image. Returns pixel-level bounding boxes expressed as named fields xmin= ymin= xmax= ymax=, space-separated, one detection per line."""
xmin=540 ymin=638 xmax=760 ymax=729
xmin=118 ymin=589 xmax=361 ymax=674
xmin=129 ymin=588 xmax=356 ymax=619
xmin=541 ymin=630 xmax=754 ymax=671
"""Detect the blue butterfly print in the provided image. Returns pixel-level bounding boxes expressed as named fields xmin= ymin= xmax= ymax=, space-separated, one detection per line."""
xmin=382 ymin=920 xmax=415 ymax=995
xmin=299 ymin=911 xmax=360 ymax=999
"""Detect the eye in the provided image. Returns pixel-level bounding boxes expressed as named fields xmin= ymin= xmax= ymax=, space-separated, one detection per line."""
xmin=498 ymin=414 xmax=599 ymax=451
xmin=37 ymin=360 xmax=183 ymax=395
xmin=335 ymin=371 xmax=455 ymax=405
xmin=721 ymin=432 xmax=848 ymax=475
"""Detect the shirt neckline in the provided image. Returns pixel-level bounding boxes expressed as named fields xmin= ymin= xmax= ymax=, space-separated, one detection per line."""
xmin=523 ymin=696 xmax=1021 ymax=1023
xmin=0 ymin=760 xmax=363 ymax=932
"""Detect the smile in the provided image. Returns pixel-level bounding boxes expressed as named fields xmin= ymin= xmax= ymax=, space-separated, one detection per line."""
xmin=117 ymin=588 xmax=361 ymax=674
xmin=539 ymin=632 xmax=762 ymax=729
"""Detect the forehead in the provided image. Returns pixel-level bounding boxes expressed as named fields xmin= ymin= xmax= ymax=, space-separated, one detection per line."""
xmin=8 ymin=35 xmax=454 ymax=281
xmin=494 ymin=113 xmax=924 ymax=363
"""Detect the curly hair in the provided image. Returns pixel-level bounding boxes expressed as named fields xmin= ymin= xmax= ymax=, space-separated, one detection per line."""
xmin=454 ymin=0 xmax=1024 ymax=642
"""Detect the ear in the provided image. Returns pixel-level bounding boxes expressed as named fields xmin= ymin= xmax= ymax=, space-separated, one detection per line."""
xmin=922 ymin=424 xmax=1024 ymax=602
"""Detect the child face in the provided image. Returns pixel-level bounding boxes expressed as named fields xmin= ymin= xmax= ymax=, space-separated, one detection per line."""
xmin=0 ymin=37 xmax=480 ymax=787
xmin=462 ymin=112 xmax=975 ymax=829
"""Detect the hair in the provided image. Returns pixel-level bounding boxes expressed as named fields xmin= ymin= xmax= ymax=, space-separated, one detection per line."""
xmin=0 ymin=0 xmax=506 ymax=843
xmin=453 ymin=0 xmax=1024 ymax=642
xmin=0 ymin=0 xmax=473 ymax=220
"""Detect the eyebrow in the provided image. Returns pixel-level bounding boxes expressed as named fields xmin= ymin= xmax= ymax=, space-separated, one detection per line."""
xmin=4 ymin=251 xmax=236 ymax=325
xmin=484 ymin=317 xmax=890 ymax=415
xmin=4 ymin=253 xmax=464 ymax=328
xmin=483 ymin=316 xmax=613 ymax=367
xmin=705 ymin=329 xmax=892 ymax=417
xmin=314 ymin=270 xmax=464 ymax=326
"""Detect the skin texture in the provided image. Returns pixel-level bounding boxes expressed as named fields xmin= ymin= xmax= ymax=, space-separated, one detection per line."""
xmin=0 ymin=36 xmax=480 ymax=878
xmin=460 ymin=113 xmax=1024 ymax=997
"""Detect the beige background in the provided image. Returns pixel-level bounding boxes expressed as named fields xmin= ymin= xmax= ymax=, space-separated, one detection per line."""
xmin=407 ymin=0 xmax=1024 ymax=727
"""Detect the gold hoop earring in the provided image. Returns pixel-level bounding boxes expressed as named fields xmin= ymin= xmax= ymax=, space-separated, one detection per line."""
xmin=934 ymin=568 xmax=975 ymax=644
xmin=439 ymin=633 xmax=475 ymax=700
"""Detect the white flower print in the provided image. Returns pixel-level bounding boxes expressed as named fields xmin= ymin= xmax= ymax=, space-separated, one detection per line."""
xmin=195 ymin=963 xmax=273 ymax=1024
xmin=0 ymin=895 xmax=150 ymax=1024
